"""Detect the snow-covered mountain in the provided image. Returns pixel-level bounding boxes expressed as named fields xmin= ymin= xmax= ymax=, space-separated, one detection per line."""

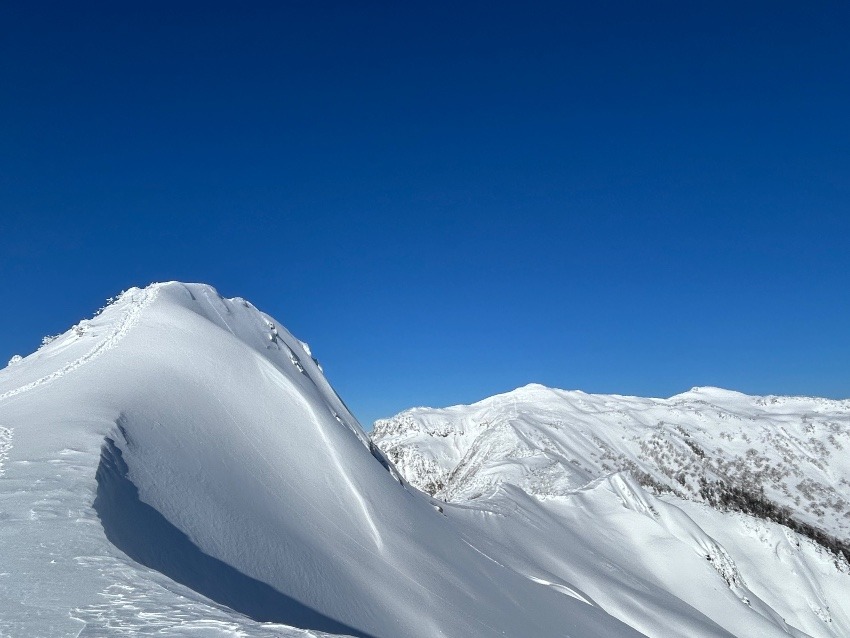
xmin=0 ymin=283 xmax=641 ymax=638
xmin=373 ymin=384 xmax=850 ymax=542
xmin=374 ymin=384 xmax=850 ymax=638
xmin=1 ymin=282 xmax=847 ymax=638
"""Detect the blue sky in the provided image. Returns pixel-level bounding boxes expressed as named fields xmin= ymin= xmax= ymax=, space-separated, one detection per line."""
xmin=2 ymin=2 xmax=848 ymax=426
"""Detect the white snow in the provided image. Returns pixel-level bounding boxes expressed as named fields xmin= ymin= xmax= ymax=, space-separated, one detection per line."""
xmin=3 ymin=282 xmax=846 ymax=638
xmin=375 ymin=383 xmax=850 ymax=540
xmin=0 ymin=283 xmax=642 ymax=638
xmin=374 ymin=383 xmax=850 ymax=638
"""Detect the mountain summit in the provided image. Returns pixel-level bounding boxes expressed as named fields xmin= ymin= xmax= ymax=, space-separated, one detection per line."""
xmin=0 ymin=282 xmax=640 ymax=638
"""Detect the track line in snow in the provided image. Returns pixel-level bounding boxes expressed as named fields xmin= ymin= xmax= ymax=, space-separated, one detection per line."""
xmin=0 ymin=287 xmax=159 ymax=405
xmin=305 ymin=394 xmax=385 ymax=550
xmin=0 ymin=425 xmax=12 ymax=476
xmin=202 ymin=288 xmax=236 ymax=336
xmin=527 ymin=575 xmax=596 ymax=606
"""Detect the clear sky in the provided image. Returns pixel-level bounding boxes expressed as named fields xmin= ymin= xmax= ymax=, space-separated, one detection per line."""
xmin=2 ymin=2 xmax=849 ymax=426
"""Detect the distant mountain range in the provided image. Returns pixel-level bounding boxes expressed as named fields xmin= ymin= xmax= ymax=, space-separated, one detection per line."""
xmin=374 ymin=383 xmax=850 ymax=637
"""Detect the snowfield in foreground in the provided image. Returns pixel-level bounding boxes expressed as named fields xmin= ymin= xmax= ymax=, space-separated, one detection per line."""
xmin=0 ymin=282 xmax=847 ymax=638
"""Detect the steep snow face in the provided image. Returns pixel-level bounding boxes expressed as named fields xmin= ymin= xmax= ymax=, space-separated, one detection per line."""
xmin=374 ymin=384 xmax=850 ymax=638
xmin=0 ymin=284 xmax=644 ymax=638
xmin=374 ymin=383 xmax=850 ymax=542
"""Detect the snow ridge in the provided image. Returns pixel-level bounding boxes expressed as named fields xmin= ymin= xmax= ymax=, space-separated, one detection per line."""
xmin=0 ymin=283 xmax=647 ymax=638
xmin=0 ymin=286 xmax=159 ymax=404
xmin=374 ymin=385 xmax=850 ymax=542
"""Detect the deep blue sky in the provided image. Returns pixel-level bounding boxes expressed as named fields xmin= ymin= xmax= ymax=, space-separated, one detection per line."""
xmin=2 ymin=2 xmax=848 ymax=426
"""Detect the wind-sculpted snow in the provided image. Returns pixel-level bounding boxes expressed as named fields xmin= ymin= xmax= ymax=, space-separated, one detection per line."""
xmin=0 ymin=283 xmax=644 ymax=638
xmin=93 ymin=436 xmax=369 ymax=636
xmin=374 ymin=384 xmax=850 ymax=638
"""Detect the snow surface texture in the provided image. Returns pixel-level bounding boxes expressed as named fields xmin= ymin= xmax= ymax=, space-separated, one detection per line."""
xmin=374 ymin=385 xmax=850 ymax=638
xmin=0 ymin=283 xmax=647 ymax=638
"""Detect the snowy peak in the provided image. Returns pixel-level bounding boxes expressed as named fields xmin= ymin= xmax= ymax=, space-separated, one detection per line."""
xmin=374 ymin=382 xmax=850 ymax=544
xmin=0 ymin=283 xmax=647 ymax=638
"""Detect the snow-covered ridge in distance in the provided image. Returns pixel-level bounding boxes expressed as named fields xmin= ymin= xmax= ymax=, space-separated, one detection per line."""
xmin=374 ymin=382 xmax=850 ymax=548
xmin=0 ymin=282 xmax=647 ymax=638
xmin=374 ymin=383 xmax=850 ymax=638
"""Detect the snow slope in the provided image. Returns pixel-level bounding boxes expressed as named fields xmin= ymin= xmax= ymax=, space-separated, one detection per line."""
xmin=374 ymin=384 xmax=850 ymax=638
xmin=0 ymin=283 xmax=646 ymax=638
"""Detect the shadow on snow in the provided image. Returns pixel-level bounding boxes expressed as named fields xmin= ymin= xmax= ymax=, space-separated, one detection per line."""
xmin=94 ymin=437 xmax=374 ymax=638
